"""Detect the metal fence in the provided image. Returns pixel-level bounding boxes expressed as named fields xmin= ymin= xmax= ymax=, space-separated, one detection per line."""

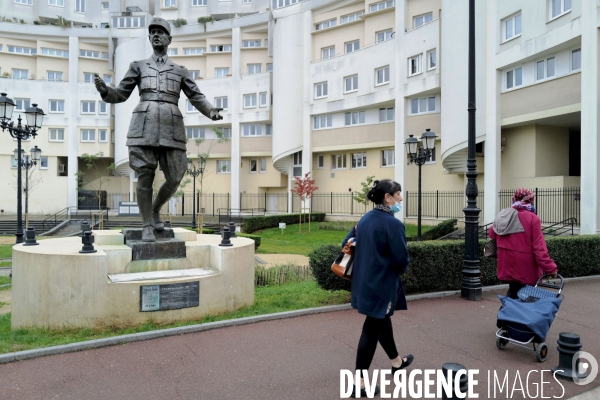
xmin=499 ymin=187 xmax=580 ymax=225
xmin=405 ymin=190 xmax=485 ymax=220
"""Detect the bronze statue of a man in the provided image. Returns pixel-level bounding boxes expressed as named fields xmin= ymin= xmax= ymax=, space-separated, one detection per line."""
xmin=94 ymin=17 xmax=222 ymax=242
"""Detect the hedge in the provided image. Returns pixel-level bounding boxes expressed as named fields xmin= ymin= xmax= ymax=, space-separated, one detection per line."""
xmin=243 ymin=212 xmax=326 ymax=233
xmin=309 ymin=235 xmax=600 ymax=294
xmin=406 ymin=219 xmax=458 ymax=241
xmin=236 ymin=233 xmax=261 ymax=249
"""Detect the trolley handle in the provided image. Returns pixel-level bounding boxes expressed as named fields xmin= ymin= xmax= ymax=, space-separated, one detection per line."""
xmin=535 ymin=274 xmax=564 ymax=293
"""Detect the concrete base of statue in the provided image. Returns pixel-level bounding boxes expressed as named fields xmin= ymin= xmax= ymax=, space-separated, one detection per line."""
xmin=11 ymin=228 xmax=255 ymax=330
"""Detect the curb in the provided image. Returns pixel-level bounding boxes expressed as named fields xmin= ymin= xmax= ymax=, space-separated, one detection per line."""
xmin=1 ymin=274 xmax=599 ymax=364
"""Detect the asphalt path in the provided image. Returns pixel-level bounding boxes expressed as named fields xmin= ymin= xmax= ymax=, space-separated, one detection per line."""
xmin=0 ymin=280 xmax=598 ymax=400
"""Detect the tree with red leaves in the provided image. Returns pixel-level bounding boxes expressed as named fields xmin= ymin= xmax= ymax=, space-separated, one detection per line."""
xmin=290 ymin=171 xmax=319 ymax=232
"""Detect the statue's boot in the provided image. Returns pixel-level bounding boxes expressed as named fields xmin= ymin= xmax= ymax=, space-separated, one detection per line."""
xmin=137 ymin=187 xmax=156 ymax=242
xmin=152 ymin=182 xmax=178 ymax=231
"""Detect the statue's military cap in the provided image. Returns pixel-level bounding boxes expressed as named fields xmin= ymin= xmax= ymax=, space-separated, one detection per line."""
xmin=148 ymin=17 xmax=171 ymax=35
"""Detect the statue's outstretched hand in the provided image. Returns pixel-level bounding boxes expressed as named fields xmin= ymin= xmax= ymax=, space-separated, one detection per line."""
xmin=93 ymin=73 xmax=108 ymax=95
xmin=210 ymin=108 xmax=223 ymax=121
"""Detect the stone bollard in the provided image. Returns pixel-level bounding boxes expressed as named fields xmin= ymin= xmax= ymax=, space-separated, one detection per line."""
xmin=219 ymin=227 xmax=233 ymax=247
xmin=23 ymin=227 xmax=39 ymax=246
xmin=79 ymin=230 xmax=97 ymax=254
xmin=228 ymin=222 xmax=237 ymax=238
xmin=553 ymin=333 xmax=586 ymax=382
xmin=441 ymin=363 xmax=468 ymax=400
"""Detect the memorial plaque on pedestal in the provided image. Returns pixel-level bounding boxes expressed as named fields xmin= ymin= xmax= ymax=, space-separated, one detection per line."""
xmin=140 ymin=281 xmax=200 ymax=312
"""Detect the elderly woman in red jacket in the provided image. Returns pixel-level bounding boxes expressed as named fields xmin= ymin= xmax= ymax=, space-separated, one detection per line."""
xmin=489 ymin=188 xmax=558 ymax=299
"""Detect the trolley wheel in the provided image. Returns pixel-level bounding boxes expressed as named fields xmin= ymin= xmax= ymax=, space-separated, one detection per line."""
xmin=536 ymin=343 xmax=548 ymax=362
xmin=496 ymin=332 xmax=509 ymax=350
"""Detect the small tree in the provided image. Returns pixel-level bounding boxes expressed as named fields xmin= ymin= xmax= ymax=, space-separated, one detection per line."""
xmin=75 ymin=152 xmax=115 ymax=211
xmin=353 ymin=175 xmax=375 ymax=214
xmin=9 ymin=168 xmax=43 ymax=215
xmin=173 ymin=18 xmax=187 ymax=27
xmin=290 ymin=171 xmax=319 ymax=233
xmin=197 ymin=15 xmax=215 ymax=32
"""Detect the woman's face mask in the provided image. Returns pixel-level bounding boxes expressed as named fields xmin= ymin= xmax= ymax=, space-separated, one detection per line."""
xmin=390 ymin=202 xmax=402 ymax=214
xmin=386 ymin=192 xmax=403 ymax=213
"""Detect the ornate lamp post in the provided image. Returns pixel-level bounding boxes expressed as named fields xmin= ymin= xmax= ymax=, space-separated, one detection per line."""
xmin=15 ymin=146 xmax=43 ymax=216
xmin=461 ymin=0 xmax=483 ymax=301
xmin=404 ymin=129 xmax=438 ymax=241
xmin=186 ymin=156 xmax=206 ymax=230
xmin=0 ymin=93 xmax=45 ymax=244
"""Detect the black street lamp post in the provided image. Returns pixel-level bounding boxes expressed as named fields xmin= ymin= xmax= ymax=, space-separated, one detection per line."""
xmin=186 ymin=156 xmax=206 ymax=230
xmin=16 ymin=146 xmax=43 ymax=216
xmin=0 ymin=93 xmax=45 ymax=244
xmin=462 ymin=0 xmax=483 ymax=300
xmin=404 ymin=129 xmax=438 ymax=241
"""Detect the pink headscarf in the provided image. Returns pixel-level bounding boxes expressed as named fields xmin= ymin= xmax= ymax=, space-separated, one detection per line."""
xmin=512 ymin=188 xmax=535 ymax=204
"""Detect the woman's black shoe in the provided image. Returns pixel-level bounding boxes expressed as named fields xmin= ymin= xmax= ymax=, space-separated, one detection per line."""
xmin=351 ymin=385 xmax=380 ymax=398
xmin=392 ymin=354 xmax=414 ymax=374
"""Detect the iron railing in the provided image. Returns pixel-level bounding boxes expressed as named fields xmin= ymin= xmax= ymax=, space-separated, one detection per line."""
xmin=41 ymin=207 xmax=70 ymax=233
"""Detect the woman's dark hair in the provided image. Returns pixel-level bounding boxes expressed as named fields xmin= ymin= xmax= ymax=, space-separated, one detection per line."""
xmin=367 ymin=179 xmax=402 ymax=205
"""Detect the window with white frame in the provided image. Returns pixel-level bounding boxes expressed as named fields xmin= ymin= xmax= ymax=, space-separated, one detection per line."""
xmin=11 ymin=157 xmax=18 ymax=169
xmin=48 ymin=0 xmax=65 ymax=6
xmin=341 ymin=11 xmax=364 ymax=24
xmin=379 ymin=107 xmax=394 ymax=122
xmin=41 ymin=48 xmax=68 ymax=57
xmin=49 ymin=100 xmax=65 ymax=113
xmin=381 ymin=149 xmax=395 ymax=166
xmin=375 ymin=66 xmax=389 ymax=85
xmin=215 ymin=67 xmax=229 ymax=78
xmin=221 ymin=127 xmax=231 ymax=138
xmin=315 ymin=18 xmax=336 ymax=31
xmin=260 ymin=92 xmax=267 ymax=107
xmin=103 ymin=74 xmax=112 ymax=84
xmin=186 ymin=127 xmax=205 ymax=139
xmin=425 ymin=147 xmax=437 ymax=164
xmin=81 ymin=101 xmax=96 ymax=114
xmin=99 ymin=102 xmax=108 ymax=114
xmin=40 ymin=156 xmax=49 ymax=169
xmin=506 ymin=67 xmax=522 ymax=89
xmin=571 ymin=48 xmax=581 ymax=71
xmin=243 ymin=0 xmax=252 ymax=3
xmin=315 ymin=82 xmax=328 ymax=98
xmin=15 ymin=0 xmax=33 ymax=4
xmin=293 ymin=151 xmax=302 ymax=176
xmin=266 ymin=124 xmax=272 ymax=136
xmin=247 ymin=64 xmax=262 ymax=74
xmin=345 ymin=111 xmax=365 ymax=125
xmin=12 ymin=69 xmax=28 ymax=80
xmin=260 ymin=159 xmax=267 ymax=173
xmin=217 ymin=160 xmax=231 ymax=173
xmin=102 ymin=52 xmax=109 ymax=59
xmin=79 ymin=50 xmax=98 ymax=58
xmin=75 ymin=0 xmax=86 ymax=12
xmin=321 ymin=46 xmax=335 ymax=60
xmin=165 ymin=0 xmax=176 ymax=7
xmin=369 ymin=0 xmax=394 ymax=12
xmin=344 ymin=75 xmax=358 ymax=93
xmin=210 ymin=45 xmax=232 ymax=52
xmin=8 ymin=46 xmax=36 ymax=55
xmin=184 ymin=48 xmax=206 ymax=55
xmin=249 ymin=159 xmax=258 ymax=173
xmin=111 ymin=16 xmax=145 ymax=28
xmin=376 ymin=29 xmax=393 ymax=43
xmin=215 ymin=97 xmax=228 ymax=109
xmin=549 ymin=0 xmax=571 ymax=20
xmin=273 ymin=0 xmax=301 ymax=9
xmin=410 ymin=97 xmax=436 ymax=114
xmin=99 ymin=129 xmax=108 ymax=142
xmin=413 ymin=12 xmax=432 ymax=28
xmin=49 ymin=128 xmax=65 ymax=142
xmin=15 ymin=98 xmax=30 ymax=111
xmin=167 ymin=49 xmax=178 ymax=56
xmin=101 ymin=2 xmax=109 ymax=9
xmin=408 ymin=54 xmax=422 ymax=76
xmin=242 ymin=40 xmax=261 ymax=48
xmin=81 ymin=129 xmax=95 ymax=142
xmin=83 ymin=72 xmax=94 ymax=83
xmin=313 ymin=115 xmax=333 ymax=129
xmin=352 ymin=153 xmax=367 ymax=169
xmin=193 ymin=0 xmax=206 ymax=4
xmin=536 ymin=57 xmax=555 ymax=81
xmin=267 ymin=63 xmax=273 ymax=72
xmin=47 ymin=71 xmax=63 ymax=81
xmin=243 ymin=124 xmax=263 ymax=136
xmin=502 ymin=13 xmax=521 ymax=42
xmin=101 ymin=22 xmax=109 ymax=28
xmin=265 ymin=39 xmax=269 ymax=47
xmin=317 ymin=155 xmax=324 ymax=169
xmin=244 ymin=94 xmax=257 ymax=108
xmin=427 ymin=49 xmax=437 ymax=70
xmin=332 ymin=154 xmax=346 ymax=170
xmin=186 ymin=100 xmax=197 ymax=113
xmin=345 ymin=40 xmax=359 ymax=54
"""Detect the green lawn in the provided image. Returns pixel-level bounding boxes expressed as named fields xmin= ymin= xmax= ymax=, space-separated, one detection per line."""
xmin=256 ymin=222 xmax=432 ymax=256
xmin=0 ymin=276 xmax=9 ymax=288
xmin=0 ymin=245 xmax=12 ymax=259
xmin=0 ymin=281 xmax=349 ymax=354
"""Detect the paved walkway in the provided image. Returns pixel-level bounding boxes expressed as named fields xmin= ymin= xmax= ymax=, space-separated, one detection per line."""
xmin=0 ymin=279 xmax=598 ymax=399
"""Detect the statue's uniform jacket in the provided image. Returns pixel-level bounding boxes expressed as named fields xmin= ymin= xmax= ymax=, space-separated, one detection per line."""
xmin=100 ymin=55 xmax=214 ymax=151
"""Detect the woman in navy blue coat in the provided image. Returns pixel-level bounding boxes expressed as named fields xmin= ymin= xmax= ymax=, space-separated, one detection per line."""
xmin=343 ymin=179 xmax=412 ymax=397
